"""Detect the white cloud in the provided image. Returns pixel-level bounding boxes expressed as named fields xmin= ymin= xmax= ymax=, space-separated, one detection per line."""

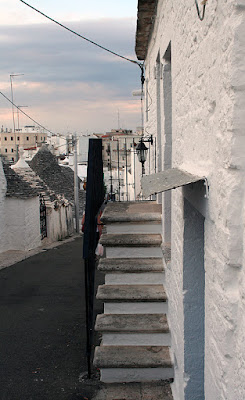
xmin=0 ymin=17 xmax=142 ymax=134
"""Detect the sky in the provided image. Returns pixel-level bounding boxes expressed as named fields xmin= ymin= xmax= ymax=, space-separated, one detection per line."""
xmin=0 ymin=0 xmax=141 ymax=135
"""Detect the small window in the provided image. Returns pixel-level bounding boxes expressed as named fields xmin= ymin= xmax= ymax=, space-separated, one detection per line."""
xmin=26 ymin=136 xmax=29 ymax=141
xmin=11 ymin=148 xmax=14 ymax=153
xmin=11 ymin=137 xmax=13 ymax=141
xmin=12 ymin=157 xmax=14 ymax=162
xmin=4 ymin=137 xmax=7 ymax=141
xmin=5 ymin=148 xmax=7 ymax=153
xmin=43 ymin=137 xmax=45 ymax=141
xmin=41 ymin=136 xmax=43 ymax=141
xmin=17 ymin=136 xmax=20 ymax=141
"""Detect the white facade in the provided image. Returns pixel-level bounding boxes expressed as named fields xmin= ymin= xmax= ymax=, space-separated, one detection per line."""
xmin=136 ymin=1 xmax=245 ymax=399
xmin=4 ymin=196 xmax=41 ymax=251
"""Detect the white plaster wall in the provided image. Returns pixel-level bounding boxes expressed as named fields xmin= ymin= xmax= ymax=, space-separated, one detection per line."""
xmin=143 ymin=0 xmax=245 ymax=399
xmin=0 ymin=160 xmax=7 ymax=253
xmin=4 ymin=197 xmax=41 ymax=251
xmin=46 ymin=205 xmax=73 ymax=242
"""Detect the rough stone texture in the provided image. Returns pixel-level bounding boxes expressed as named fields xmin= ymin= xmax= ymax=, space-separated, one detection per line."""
xmin=138 ymin=0 xmax=245 ymax=399
xmin=95 ymin=313 xmax=169 ymax=333
xmin=135 ymin=0 xmax=158 ymax=60
xmin=29 ymin=146 xmax=85 ymax=217
xmin=92 ymin=381 xmax=173 ymax=400
xmin=2 ymin=161 xmax=38 ymax=199
xmin=100 ymin=233 xmax=162 ymax=247
xmin=94 ymin=346 xmax=172 ymax=368
xmin=101 ymin=201 xmax=161 ymax=223
xmin=141 ymin=168 xmax=205 ymax=198
xmin=98 ymin=257 xmax=164 ymax=273
xmin=96 ymin=284 xmax=167 ymax=302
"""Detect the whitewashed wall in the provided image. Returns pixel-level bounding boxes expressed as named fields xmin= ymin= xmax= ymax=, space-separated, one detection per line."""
xmin=46 ymin=204 xmax=73 ymax=242
xmin=0 ymin=160 xmax=7 ymax=253
xmin=4 ymin=197 xmax=41 ymax=251
xmin=143 ymin=0 xmax=245 ymax=399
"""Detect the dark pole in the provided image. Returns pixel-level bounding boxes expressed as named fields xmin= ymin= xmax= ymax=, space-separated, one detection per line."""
xmin=83 ymin=138 xmax=104 ymax=378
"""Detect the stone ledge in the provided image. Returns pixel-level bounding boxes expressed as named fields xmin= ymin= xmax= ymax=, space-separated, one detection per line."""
xmin=101 ymin=201 xmax=161 ymax=224
xmin=98 ymin=258 xmax=164 ymax=273
xmin=100 ymin=234 xmax=162 ymax=247
xmin=95 ymin=313 xmax=169 ymax=333
xmin=91 ymin=381 xmax=173 ymax=400
xmin=94 ymin=345 xmax=172 ymax=368
xmin=96 ymin=284 xmax=167 ymax=302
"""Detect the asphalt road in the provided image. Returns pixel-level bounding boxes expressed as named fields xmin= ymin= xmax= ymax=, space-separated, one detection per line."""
xmin=0 ymin=237 xmax=104 ymax=400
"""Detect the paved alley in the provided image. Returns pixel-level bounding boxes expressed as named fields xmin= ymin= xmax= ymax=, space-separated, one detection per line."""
xmin=0 ymin=236 xmax=104 ymax=400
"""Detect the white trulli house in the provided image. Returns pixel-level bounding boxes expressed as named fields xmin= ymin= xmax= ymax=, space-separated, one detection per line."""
xmin=93 ymin=1 xmax=245 ymax=400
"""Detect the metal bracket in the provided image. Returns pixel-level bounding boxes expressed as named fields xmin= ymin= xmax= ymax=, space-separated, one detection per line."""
xmin=204 ymin=178 xmax=209 ymax=199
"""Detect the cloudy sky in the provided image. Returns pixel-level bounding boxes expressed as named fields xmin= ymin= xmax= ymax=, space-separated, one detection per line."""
xmin=0 ymin=0 xmax=142 ymax=135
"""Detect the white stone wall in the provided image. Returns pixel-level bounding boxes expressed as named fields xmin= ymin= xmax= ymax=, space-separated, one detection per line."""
xmin=46 ymin=204 xmax=73 ymax=242
xmin=0 ymin=160 xmax=7 ymax=253
xmin=4 ymin=197 xmax=41 ymax=251
xmin=143 ymin=0 xmax=245 ymax=399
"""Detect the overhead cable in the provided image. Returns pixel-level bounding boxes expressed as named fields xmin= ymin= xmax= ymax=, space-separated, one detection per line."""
xmin=0 ymin=90 xmax=55 ymax=135
xmin=19 ymin=0 xmax=143 ymax=70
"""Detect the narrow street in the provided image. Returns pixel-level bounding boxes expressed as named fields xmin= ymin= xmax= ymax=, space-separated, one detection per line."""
xmin=0 ymin=237 xmax=104 ymax=400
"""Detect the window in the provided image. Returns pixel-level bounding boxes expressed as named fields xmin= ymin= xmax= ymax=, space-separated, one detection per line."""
xmin=11 ymin=137 xmax=13 ymax=141
xmin=5 ymin=148 xmax=7 ymax=153
xmin=4 ymin=137 xmax=7 ymax=141
xmin=12 ymin=157 xmax=14 ymax=162
xmin=11 ymin=148 xmax=14 ymax=153
xmin=26 ymin=136 xmax=29 ymax=141
xmin=17 ymin=136 xmax=20 ymax=141
xmin=41 ymin=136 xmax=43 ymax=141
xmin=43 ymin=136 xmax=45 ymax=141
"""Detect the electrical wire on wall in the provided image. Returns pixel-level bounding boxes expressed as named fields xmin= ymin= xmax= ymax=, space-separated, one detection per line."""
xmin=195 ymin=0 xmax=207 ymax=21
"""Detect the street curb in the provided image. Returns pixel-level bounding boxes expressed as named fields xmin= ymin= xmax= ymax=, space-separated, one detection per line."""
xmin=0 ymin=234 xmax=82 ymax=271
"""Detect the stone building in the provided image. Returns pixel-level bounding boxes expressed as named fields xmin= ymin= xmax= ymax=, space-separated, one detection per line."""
xmin=134 ymin=0 xmax=245 ymax=399
xmin=93 ymin=1 xmax=245 ymax=399
xmin=29 ymin=146 xmax=86 ymax=217
xmin=0 ymin=125 xmax=47 ymax=163
xmin=0 ymin=158 xmax=41 ymax=253
xmin=12 ymin=149 xmax=73 ymax=243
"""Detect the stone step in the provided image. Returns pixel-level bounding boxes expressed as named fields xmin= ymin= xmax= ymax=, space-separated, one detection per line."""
xmin=95 ymin=314 xmax=171 ymax=346
xmin=98 ymin=258 xmax=164 ymax=273
xmin=91 ymin=381 xmax=173 ymax=400
xmin=94 ymin=345 xmax=174 ymax=383
xmin=101 ymin=201 xmax=162 ymax=224
xmin=96 ymin=284 xmax=167 ymax=303
xmin=100 ymin=233 xmax=162 ymax=247
xmin=95 ymin=313 xmax=169 ymax=333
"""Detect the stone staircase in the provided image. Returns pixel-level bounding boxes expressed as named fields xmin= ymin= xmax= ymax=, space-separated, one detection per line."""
xmin=93 ymin=201 xmax=173 ymax=384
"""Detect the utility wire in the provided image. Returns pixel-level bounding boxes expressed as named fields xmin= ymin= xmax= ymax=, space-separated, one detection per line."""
xmin=0 ymin=90 xmax=55 ymax=135
xmin=19 ymin=0 xmax=143 ymax=70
